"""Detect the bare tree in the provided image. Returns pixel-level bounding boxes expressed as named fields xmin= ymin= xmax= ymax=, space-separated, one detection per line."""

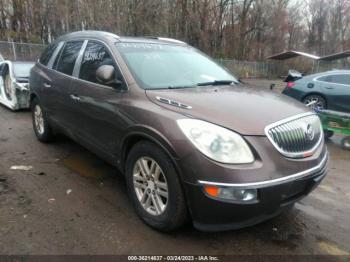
xmin=0 ymin=0 xmax=349 ymax=60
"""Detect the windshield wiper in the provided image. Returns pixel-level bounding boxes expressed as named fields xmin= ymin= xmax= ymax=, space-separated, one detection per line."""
xmin=167 ymin=85 xmax=195 ymax=89
xmin=196 ymin=80 xmax=236 ymax=86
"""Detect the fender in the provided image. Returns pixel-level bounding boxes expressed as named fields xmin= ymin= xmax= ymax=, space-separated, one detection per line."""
xmin=118 ymin=124 xmax=181 ymax=174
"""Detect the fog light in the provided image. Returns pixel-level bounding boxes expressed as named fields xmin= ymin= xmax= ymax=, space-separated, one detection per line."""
xmin=204 ymin=185 xmax=258 ymax=203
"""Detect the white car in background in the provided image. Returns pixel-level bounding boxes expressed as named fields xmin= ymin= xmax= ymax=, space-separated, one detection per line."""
xmin=0 ymin=60 xmax=34 ymax=110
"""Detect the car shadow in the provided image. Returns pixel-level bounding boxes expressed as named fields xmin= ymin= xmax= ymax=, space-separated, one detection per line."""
xmin=52 ymin=133 xmax=308 ymax=252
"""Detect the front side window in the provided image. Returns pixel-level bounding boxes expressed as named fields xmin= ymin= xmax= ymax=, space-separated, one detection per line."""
xmin=318 ymin=74 xmax=350 ymax=85
xmin=55 ymin=41 xmax=83 ymax=75
xmin=79 ymin=41 xmax=115 ymax=85
xmin=116 ymin=43 xmax=237 ymax=89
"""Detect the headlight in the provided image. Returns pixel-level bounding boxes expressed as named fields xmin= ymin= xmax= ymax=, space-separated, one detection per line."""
xmin=177 ymin=119 xmax=254 ymax=164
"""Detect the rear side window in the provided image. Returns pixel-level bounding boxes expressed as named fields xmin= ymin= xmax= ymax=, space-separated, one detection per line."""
xmin=55 ymin=41 xmax=83 ymax=75
xmin=332 ymin=74 xmax=350 ymax=85
xmin=79 ymin=41 xmax=115 ymax=84
xmin=318 ymin=74 xmax=350 ymax=85
xmin=39 ymin=42 xmax=59 ymax=66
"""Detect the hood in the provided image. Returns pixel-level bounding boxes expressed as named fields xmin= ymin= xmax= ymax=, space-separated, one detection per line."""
xmin=146 ymin=85 xmax=310 ymax=135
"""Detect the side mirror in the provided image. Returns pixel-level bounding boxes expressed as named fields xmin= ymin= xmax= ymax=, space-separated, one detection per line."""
xmin=96 ymin=65 xmax=122 ymax=87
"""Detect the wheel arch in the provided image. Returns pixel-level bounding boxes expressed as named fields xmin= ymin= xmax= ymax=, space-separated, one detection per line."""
xmin=120 ymin=126 xmax=181 ymax=176
xmin=29 ymin=92 xmax=42 ymax=107
xmin=302 ymin=92 xmax=328 ymax=107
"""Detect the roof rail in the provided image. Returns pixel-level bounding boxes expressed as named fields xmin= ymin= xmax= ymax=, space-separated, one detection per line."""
xmin=144 ymin=36 xmax=186 ymax=45
xmin=157 ymin=37 xmax=186 ymax=45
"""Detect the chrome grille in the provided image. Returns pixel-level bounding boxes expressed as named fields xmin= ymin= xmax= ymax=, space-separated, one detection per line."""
xmin=265 ymin=113 xmax=323 ymax=158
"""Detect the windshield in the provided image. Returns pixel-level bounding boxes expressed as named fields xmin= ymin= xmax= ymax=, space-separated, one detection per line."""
xmin=116 ymin=43 xmax=237 ymax=89
xmin=13 ymin=63 xmax=34 ymax=78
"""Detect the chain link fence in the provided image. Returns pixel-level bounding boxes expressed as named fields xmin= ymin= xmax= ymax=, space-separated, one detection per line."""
xmin=0 ymin=41 xmax=46 ymax=61
xmin=217 ymin=58 xmax=350 ymax=79
xmin=217 ymin=59 xmax=272 ymax=79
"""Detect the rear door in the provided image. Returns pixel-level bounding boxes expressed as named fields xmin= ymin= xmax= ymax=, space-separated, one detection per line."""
xmin=69 ymin=40 xmax=128 ymax=157
xmin=321 ymin=74 xmax=350 ymax=112
xmin=44 ymin=40 xmax=85 ymax=133
xmin=35 ymin=41 xmax=63 ymax=111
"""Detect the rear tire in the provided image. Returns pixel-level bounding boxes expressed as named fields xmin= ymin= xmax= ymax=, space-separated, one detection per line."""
xmin=303 ymin=95 xmax=326 ymax=110
xmin=31 ymin=97 xmax=54 ymax=142
xmin=125 ymin=141 xmax=188 ymax=232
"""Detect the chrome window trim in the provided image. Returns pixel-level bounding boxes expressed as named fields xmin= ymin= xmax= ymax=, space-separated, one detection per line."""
xmin=314 ymin=73 xmax=350 ymax=87
xmin=198 ymin=151 xmax=328 ymax=189
xmin=44 ymin=63 xmax=126 ymax=92
xmin=46 ymin=41 xmax=64 ymax=69
xmin=157 ymin=37 xmax=187 ymax=45
xmin=72 ymin=40 xmax=88 ymax=77
xmin=264 ymin=112 xmax=324 ymax=159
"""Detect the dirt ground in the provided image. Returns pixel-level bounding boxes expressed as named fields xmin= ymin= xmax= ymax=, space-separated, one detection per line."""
xmin=0 ymin=81 xmax=350 ymax=255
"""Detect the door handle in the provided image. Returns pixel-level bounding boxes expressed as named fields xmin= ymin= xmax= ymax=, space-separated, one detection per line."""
xmin=70 ymin=94 xmax=81 ymax=102
xmin=325 ymin=86 xmax=334 ymax=89
xmin=43 ymin=83 xmax=51 ymax=88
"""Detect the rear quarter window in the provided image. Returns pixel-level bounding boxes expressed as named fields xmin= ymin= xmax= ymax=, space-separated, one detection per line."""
xmin=39 ymin=42 xmax=59 ymax=66
xmin=318 ymin=75 xmax=332 ymax=82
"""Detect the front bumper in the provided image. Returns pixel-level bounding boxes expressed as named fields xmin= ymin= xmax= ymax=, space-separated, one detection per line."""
xmin=184 ymin=152 xmax=328 ymax=232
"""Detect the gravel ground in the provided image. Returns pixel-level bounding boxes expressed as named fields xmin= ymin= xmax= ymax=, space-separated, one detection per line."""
xmin=0 ymin=86 xmax=350 ymax=256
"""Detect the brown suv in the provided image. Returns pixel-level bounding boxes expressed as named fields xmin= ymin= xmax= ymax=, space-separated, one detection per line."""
xmin=29 ymin=31 xmax=328 ymax=232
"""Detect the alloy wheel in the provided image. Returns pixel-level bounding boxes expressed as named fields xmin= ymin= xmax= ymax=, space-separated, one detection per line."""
xmin=34 ymin=105 xmax=45 ymax=135
xmin=304 ymin=96 xmax=325 ymax=110
xmin=133 ymin=157 xmax=169 ymax=216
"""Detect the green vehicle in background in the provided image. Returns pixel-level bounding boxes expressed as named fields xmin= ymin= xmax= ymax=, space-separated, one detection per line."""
xmin=282 ymin=69 xmax=350 ymax=150
xmin=317 ymin=109 xmax=350 ymax=150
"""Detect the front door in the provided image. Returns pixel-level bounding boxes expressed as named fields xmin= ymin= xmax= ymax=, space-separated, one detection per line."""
xmin=69 ymin=40 xmax=128 ymax=158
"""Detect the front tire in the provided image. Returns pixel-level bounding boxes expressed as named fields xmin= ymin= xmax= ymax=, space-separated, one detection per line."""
xmin=31 ymin=98 xmax=54 ymax=142
xmin=125 ymin=141 xmax=188 ymax=232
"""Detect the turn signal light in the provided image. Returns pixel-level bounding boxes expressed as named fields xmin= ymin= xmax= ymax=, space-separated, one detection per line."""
xmin=203 ymin=185 xmax=258 ymax=203
xmin=204 ymin=186 xmax=219 ymax=197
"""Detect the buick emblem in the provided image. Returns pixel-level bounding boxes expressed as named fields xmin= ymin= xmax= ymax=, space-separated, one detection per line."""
xmin=304 ymin=124 xmax=315 ymax=141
